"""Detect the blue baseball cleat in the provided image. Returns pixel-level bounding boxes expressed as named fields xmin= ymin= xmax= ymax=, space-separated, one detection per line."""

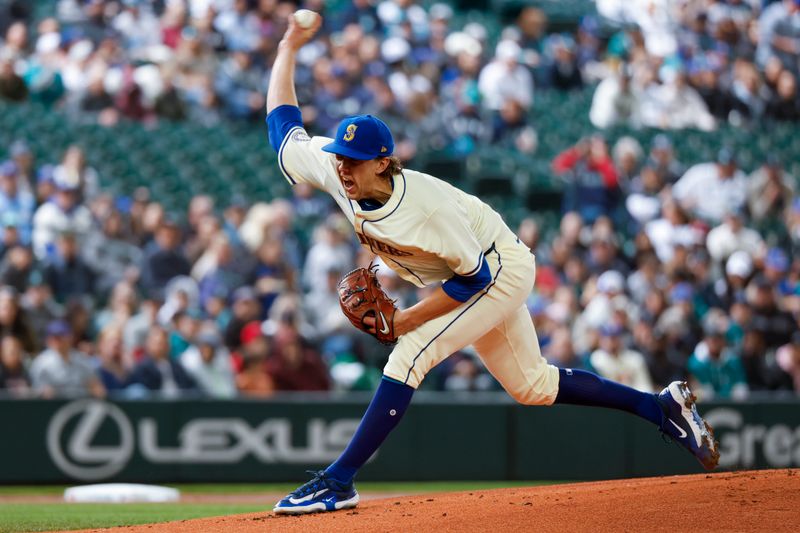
xmin=273 ymin=470 xmax=360 ymax=515
xmin=657 ymin=381 xmax=720 ymax=470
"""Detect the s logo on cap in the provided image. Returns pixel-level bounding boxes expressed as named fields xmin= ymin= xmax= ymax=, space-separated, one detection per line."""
xmin=343 ymin=124 xmax=357 ymax=142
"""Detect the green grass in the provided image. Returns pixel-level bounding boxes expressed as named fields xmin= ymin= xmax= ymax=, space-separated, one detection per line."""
xmin=0 ymin=503 xmax=264 ymax=533
xmin=0 ymin=482 xmax=561 ymax=532
xmin=0 ymin=480 xmax=556 ymax=496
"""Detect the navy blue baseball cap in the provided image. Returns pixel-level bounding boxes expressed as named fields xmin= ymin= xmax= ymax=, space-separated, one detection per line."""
xmin=46 ymin=319 xmax=72 ymax=337
xmin=322 ymin=115 xmax=394 ymax=160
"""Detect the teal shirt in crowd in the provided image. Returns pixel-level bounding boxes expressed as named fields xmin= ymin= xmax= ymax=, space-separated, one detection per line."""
xmin=687 ymin=346 xmax=748 ymax=399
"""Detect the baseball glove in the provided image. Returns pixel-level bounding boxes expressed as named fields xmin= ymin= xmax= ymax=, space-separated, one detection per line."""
xmin=338 ymin=264 xmax=398 ymax=345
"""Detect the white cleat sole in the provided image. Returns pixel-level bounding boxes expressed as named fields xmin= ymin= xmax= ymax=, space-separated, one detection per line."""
xmin=667 ymin=382 xmax=720 ymax=469
xmin=274 ymin=493 xmax=360 ymax=515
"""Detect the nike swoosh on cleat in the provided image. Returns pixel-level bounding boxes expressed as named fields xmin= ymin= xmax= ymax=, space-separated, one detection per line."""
xmin=378 ymin=311 xmax=390 ymax=334
xmin=669 ymin=419 xmax=688 ymax=439
xmin=288 ymin=488 xmax=329 ymax=504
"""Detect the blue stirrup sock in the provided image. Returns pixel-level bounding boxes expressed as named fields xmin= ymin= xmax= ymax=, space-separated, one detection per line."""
xmin=325 ymin=376 xmax=414 ymax=484
xmin=554 ymin=368 xmax=663 ymax=426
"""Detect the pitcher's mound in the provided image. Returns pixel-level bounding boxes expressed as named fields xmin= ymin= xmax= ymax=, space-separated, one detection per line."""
xmin=72 ymin=469 xmax=799 ymax=532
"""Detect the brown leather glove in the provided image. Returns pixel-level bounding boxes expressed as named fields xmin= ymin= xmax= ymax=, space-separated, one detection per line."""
xmin=337 ymin=264 xmax=398 ymax=345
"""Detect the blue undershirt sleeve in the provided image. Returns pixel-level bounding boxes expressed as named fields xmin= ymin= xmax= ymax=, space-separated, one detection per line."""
xmin=266 ymin=104 xmax=303 ymax=153
xmin=441 ymin=257 xmax=491 ymax=302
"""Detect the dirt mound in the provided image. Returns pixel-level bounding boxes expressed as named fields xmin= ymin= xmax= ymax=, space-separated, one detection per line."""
xmin=65 ymin=469 xmax=799 ymax=533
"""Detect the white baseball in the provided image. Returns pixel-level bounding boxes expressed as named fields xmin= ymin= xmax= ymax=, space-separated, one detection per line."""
xmin=293 ymin=9 xmax=317 ymax=29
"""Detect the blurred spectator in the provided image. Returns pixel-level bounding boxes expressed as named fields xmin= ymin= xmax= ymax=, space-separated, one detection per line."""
xmin=478 ymin=40 xmax=533 ymax=111
xmin=0 ymin=335 xmax=31 ymax=396
xmin=29 ymin=319 xmax=104 ymax=398
xmin=748 ymin=275 xmax=795 ymax=349
xmin=304 ymin=264 xmax=351 ymax=339
xmin=739 ymin=326 xmax=793 ymax=392
xmin=0 ymin=54 xmax=27 ymax=101
xmin=214 ymin=0 xmax=260 ymax=52
xmin=42 ymin=232 xmax=96 ymax=304
xmin=645 ymin=134 xmax=684 ymax=185
xmin=20 ymin=270 xmax=62 ymax=353
xmin=22 ymin=29 xmax=65 ymax=106
xmin=95 ymin=325 xmax=130 ymax=394
xmin=153 ymin=75 xmax=188 ymax=121
xmin=8 ymin=140 xmax=36 ymax=197
xmin=65 ymin=296 xmax=94 ymax=354
xmin=757 ymin=0 xmax=800 ymax=70
xmin=585 ymin=227 xmax=629 ymax=276
xmin=128 ymin=326 xmax=197 ymax=397
xmin=94 ymin=280 xmax=137 ymax=333
xmin=706 ymin=208 xmax=766 ymax=263
xmin=224 ymin=285 xmax=262 ymax=351
xmin=79 ymin=73 xmax=115 ymax=114
xmin=589 ymin=323 xmax=654 ymax=392
xmin=0 ymin=161 xmax=35 ymax=244
xmin=0 ymin=285 xmax=34 ymax=353
xmin=549 ymin=35 xmax=583 ymax=91
xmin=0 ymin=244 xmax=35 ymax=292
xmin=776 ymin=332 xmax=800 ymax=392
xmin=266 ymin=321 xmax=330 ymax=392
xmin=640 ymin=328 xmax=685 ymax=390
xmin=303 ymin=214 xmax=355 ymax=294
xmin=574 ymin=269 xmax=628 ymax=351
xmin=728 ymin=60 xmax=766 ymax=123
xmin=553 ymin=135 xmax=620 ymax=224
xmin=34 ymin=165 xmax=57 ymax=208
xmin=111 ymin=0 xmax=161 ymax=57
xmin=717 ymin=250 xmax=754 ymax=310
xmin=82 ymin=208 xmax=143 ymax=295
xmin=123 ymin=290 xmax=160 ymax=356
xmin=180 ymin=329 xmax=236 ymax=398
xmin=167 ymin=307 xmax=201 ymax=359
xmin=625 ymin=165 xmax=664 ymax=227
xmin=687 ymin=318 xmax=749 ymax=400
xmin=251 ymin=235 xmax=295 ymax=316
xmin=747 ymin=155 xmax=795 ymax=224
xmin=765 ymin=69 xmax=800 ymax=121
xmin=590 ymin=65 xmax=642 ymax=129
xmin=235 ymin=320 xmax=275 ymax=397
xmin=53 ymin=145 xmax=100 ymax=201
xmin=31 ymin=180 xmax=93 ymax=260
xmin=640 ymin=66 xmax=716 ymax=131
xmin=644 ymin=197 xmax=699 ymax=264
xmin=184 ymin=195 xmax=216 ymax=262
xmin=490 ymin=98 xmax=538 ymax=154
xmin=542 ymin=326 xmax=581 ymax=368
xmin=197 ymin=234 xmax=248 ymax=308
xmin=442 ymin=352 xmax=495 ymax=392
xmin=612 ymin=136 xmax=643 ymax=185
xmin=139 ymin=219 xmax=191 ymax=296
xmin=672 ymin=148 xmax=747 ymax=224
xmin=214 ymin=50 xmax=265 ymax=120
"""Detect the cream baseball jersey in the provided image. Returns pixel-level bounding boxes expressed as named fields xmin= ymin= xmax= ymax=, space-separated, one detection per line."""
xmin=277 ymin=126 xmax=511 ymax=287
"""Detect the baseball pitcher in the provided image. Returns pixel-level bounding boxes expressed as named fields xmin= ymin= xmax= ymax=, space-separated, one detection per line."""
xmin=268 ymin=14 xmax=719 ymax=515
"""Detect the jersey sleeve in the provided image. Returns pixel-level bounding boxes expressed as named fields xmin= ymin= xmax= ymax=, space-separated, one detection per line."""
xmin=421 ymin=204 xmax=487 ymax=279
xmin=276 ymin=126 xmax=340 ymax=192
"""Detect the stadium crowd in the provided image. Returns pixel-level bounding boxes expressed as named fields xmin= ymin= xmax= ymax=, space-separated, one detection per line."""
xmin=0 ymin=0 xmax=799 ymax=400
xmin=0 ymin=0 xmax=798 ymax=155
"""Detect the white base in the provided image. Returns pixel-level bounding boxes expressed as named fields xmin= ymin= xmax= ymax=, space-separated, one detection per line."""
xmin=64 ymin=483 xmax=180 ymax=503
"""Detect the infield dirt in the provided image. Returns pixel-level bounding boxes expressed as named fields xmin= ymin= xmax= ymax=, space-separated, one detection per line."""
xmin=61 ymin=469 xmax=799 ymax=532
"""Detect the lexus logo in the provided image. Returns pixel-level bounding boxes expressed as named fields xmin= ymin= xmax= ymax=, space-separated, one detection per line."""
xmin=45 ymin=400 xmax=361 ymax=481
xmin=46 ymin=399 xmax=134 ymax=481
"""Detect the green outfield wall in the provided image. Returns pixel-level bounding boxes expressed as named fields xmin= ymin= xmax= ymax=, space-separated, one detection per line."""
xmin=1 ymin=395 xmax=798 ymax=483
